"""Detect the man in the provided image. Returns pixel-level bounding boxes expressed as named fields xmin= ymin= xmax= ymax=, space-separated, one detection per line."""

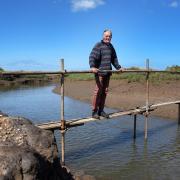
xmin=89 ymin=29 xmax=123 ymax=119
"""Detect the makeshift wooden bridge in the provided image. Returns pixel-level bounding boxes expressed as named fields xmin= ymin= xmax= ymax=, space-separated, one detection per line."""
xmin=36 ymin=100 xmax=180 ymax=130
xmin=1 ymin=59 xmax=180 ymax=166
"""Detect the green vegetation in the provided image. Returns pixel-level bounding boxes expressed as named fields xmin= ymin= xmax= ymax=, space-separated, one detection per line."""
xmin=112 ymin=66 xmax=180 ymax=83
xmin=166 ymin=65 xmax=180 ymax=72
xmin=111 ymin=66 xmax=145 ymax=82
xmin=112 ymin=73 xmax=145 ymax=82
xmin=1 ymin=65 xmax=180 ymax=83
xmin=22 ymin=74 xmax=47 ymax=79
xmin=150 ymin=65 xmax=180 ymax=83
xmin=65 ymin=73 xmax=94 ymax=80
xmin=0 ymin=67 xmax=4 ymax=72
xmin=0 ymin=70 xmax=58 ymax=83
xmin=65 ymin=66 xmax=180 ymax=83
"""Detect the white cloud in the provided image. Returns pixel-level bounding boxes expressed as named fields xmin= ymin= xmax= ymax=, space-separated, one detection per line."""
xmin=169 ymin=1 xmax=179 ymax=8
xmin=71 ymin=0 xmax=105 ymax=11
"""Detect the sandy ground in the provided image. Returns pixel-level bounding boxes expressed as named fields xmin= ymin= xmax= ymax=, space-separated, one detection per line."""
xmin=54 ymin=79 xmax=180 ymax=120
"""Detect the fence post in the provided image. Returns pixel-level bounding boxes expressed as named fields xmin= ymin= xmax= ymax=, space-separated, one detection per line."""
xmin=178 ymin=103 xmax=180 ymax=125
xmin=133 ymin=114 xmax=137 ymax=139
xmin=145 ymin=59 xmax=149 ymax=140
xmin=60 ymin=59 xmax=66 ymax=166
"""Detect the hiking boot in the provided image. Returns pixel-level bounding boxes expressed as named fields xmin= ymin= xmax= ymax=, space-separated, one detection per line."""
xmin=92 ymin=111 xmax=100 ymax=119
xmin=98 ymin=111 xmax=109 ymax=118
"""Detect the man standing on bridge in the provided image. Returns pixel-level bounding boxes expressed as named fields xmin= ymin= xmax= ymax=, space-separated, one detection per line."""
xmin=89 ymin=29 xmax=123 ymax=119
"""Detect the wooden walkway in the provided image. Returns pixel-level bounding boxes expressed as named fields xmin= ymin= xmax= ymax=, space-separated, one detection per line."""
xmin=36 ymin=100 xmax=180 ymax=130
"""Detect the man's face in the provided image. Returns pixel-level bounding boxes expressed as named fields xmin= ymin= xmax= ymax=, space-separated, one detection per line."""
xmin=103 ymin=31 xmax=112 ymax=44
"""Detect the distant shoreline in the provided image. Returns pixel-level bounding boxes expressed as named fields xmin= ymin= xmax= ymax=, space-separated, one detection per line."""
xmin=53 ymin=79 xmax=180 ymax=120
xmin=0 ymin=75 xmax=59 ymax=89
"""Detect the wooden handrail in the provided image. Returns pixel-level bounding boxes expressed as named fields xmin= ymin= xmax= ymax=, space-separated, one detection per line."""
xmin=1 ymin=69 xmax=180 ymax=76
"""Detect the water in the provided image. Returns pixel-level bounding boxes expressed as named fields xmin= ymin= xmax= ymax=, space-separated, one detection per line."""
xmin=0 ymin=85 xmax=180 ymax=180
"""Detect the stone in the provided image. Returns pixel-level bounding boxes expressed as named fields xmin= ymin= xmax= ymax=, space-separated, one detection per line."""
xmin=0 ymin=116 xmax=74 ymax=180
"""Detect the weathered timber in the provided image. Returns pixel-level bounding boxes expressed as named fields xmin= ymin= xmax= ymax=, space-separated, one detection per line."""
xmin=60 ymin=59 xmax=65 ymax=166
xmin=151 ymin=101 xmax=180 ymax=108
xmin=36 ymin=106 xmax=155 ymax=130
xmin=145 ymin=59 xmax=150 ymax=140
xmin=1 ymin=69 xmax=180 ymax=76
xmin=60 ymin=59 xmax=65 ymax=129
xmin=36 ymin=100 xmax=180 ymax=131
xmin=178 ymin=103 xmax=180 ymax=125
xmin=62 ymin=70 xmax=180 ymax=74
xmin=37 ymin=122 xmax=61 ymax=130
xmin=133 ymin=114 xmax=137 ymax=139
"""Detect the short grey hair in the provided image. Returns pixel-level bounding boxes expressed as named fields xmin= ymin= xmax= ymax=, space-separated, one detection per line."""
xmin=103 ymin=29 xmax=112 ymax=35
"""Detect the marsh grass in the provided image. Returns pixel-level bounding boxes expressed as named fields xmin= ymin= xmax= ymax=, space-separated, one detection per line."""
xmin=1 ymin=66 xmax=180 ymax=83
xmin=65 ymin=73 xmax=94 ymax=80
xmin=66 ymin=71 xmax=180 ymax=83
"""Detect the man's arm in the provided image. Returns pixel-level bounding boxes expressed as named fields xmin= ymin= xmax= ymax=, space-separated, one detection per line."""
xmin=111 ymin=46 xmax=121 ymax=70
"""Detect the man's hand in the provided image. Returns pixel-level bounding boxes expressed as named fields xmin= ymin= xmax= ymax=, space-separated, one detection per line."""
xmin=91 ymin=67 xmax=99 ymax=73
xmin=118 ymin=67 xmax=125 ymax=72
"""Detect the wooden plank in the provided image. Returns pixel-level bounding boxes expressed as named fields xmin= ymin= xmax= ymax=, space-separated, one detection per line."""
xmin=151 ymin=101 xmax=180 ymax=108
xmin=36 ymin=100 xmax=180 ymax=130
xmin=36 ymin=106 xmax=155 ymax=130
xmin=37 ymin=122 xmax=61 ymax=130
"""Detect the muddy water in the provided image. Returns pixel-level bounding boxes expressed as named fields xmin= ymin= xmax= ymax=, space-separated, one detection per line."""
xmin=0 ymin=85 xmax=179 ymax=180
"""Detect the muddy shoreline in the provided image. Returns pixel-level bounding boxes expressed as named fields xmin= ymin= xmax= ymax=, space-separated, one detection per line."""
xmin=54 ymin=79 xmax=180 ymax=120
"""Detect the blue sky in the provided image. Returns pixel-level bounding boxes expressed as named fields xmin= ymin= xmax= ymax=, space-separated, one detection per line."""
xmin=0 ymin=0 xmax=180 ymax=71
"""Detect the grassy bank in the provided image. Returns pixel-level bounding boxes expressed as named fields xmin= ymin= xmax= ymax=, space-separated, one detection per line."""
xmin=1 ymin=66 xmax=180 ymax=83
xmin=65 ymin=66 xmax=180 ymax=83
xmin=65 ymin=72 xmax=180 ymax=83
xmin=0 ymin=73 xmax=59 ymax=87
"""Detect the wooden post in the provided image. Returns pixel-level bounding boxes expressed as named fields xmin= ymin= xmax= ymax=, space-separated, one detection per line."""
xmin=60 ymin=59 xmax=65 ymax=166
xmin=61 ymin=132 xmax=65 ymax=165
xmin=145 ymin=59 xmax=149 ymax=140
xmin=133 ymin=114 xmax=137 ymax=139
xmin=178 ymin=103 xmax=180 ymax=125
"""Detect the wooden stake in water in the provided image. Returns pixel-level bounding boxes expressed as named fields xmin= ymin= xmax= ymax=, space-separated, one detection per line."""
xmin=145 ymin=59 xmax=149 ymax=140
xmin=178 ymin=103 xmax=180 ymax=125
xmin=133 ymin=114 xmax=137 ymax=139
xmin=60 ymin=59 xmax=65 ymax=165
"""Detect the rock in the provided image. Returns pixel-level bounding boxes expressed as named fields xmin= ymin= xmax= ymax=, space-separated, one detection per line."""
xmin=74 ymin=171 xmax=96 ymax=180
xmin=0 ymin=116 xmax=74 ymax=180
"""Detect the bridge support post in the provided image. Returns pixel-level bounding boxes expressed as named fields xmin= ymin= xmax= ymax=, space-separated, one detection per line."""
xmin=133 ymin=114 xmax=137 ymax=139
xmin=60 ymin=59 xmax=66 ymax=166
xmin=145 ymin=59 xmax=150 ymax=140
xmin=178 ymin=103 xmax=180 ymax=125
